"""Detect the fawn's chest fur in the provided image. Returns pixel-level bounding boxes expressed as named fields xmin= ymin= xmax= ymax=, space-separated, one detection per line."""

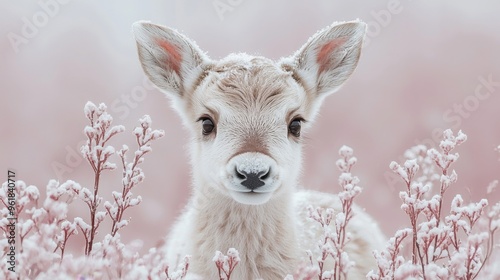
xmin=188 ymin=191 xmax=299 ymax=279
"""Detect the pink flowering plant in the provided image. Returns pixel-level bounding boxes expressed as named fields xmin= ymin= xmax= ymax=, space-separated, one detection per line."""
xmin=367 ymin=129 xmax=500 ymax=280
xmin=213 ymin=248 xmax=241 ymax=280
xmin=303 ymin=146 xmax=360 ymax=280
xmin=0 ymin=102 xmax=171 ymax=279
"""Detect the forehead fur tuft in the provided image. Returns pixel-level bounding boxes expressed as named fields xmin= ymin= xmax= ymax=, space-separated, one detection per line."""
xmin=203 ymin=54 xmax=294 ymax=108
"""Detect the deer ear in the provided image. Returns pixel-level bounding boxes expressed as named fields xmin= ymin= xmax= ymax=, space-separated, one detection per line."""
xmin=286 ymin=20 xmax=366 ymax=97
xmin=132 ymin=21 xmax=209 ymax=98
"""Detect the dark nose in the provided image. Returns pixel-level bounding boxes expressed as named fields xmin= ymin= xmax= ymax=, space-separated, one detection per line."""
xmin=236 ymin=168 xmax=270 ymax=191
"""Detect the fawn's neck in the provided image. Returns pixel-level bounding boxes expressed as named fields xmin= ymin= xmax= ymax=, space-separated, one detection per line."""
xmin=190 ymin=188 xmax=299 ymax=278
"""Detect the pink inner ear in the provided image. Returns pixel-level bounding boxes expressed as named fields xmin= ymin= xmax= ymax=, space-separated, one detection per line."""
xmin=316 ymin=37 xmax=346 ymax=73
xmin=156 ymin=39 xmax=182 ymax=74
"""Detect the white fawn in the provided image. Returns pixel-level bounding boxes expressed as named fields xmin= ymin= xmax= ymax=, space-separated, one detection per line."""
xmin=133 ymin=20 xmax=385 ymax=279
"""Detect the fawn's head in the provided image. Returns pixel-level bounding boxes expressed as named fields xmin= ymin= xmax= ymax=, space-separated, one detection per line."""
xmin=133 ymin=21 xmax=365 ymax=205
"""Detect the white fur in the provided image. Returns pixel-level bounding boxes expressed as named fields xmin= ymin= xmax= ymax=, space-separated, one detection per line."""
xmin=133 ymin=20 xmax=386 ymax=279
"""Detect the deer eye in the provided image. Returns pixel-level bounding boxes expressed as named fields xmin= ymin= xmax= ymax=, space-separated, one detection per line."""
xmin=288 ymin=118 xmax=302 ymax=137
xmin=200 ymin=117 xmax=215 ymax=135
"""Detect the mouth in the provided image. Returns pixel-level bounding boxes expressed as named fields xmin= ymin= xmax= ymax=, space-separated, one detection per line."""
xmin=229 ymin=190 xmax=273 ymax=205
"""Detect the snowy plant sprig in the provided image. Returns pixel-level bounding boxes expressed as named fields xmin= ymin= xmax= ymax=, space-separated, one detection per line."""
xmin=0 ymin=180 xmax=81 ymax=279
xmin=73 ymin=110 xmax=166 ymax=279
xmin=369 ymin=129 xmax=497 ymax=280
xmin=213 ymin=248 xmax=241 ymax=280
xmin=165 ymin=255 xmax=190 ymax=280
xmin=404 ymin=145 xmax=440 ymax=189
xmin=106 ymin=115 xmax=165 ymax=236
xmin=306 ymin=146 xmax=360 ymax=280
xmin=367 ymin=228 xmax=412 ymax=280
xmin=307 ymin=206 xmax=335 ymax=279
xmin=0 ymin=180 xmax=39 ymax=280
xmin=332 ymin=146 xmax=360 ymax=279
xmin=82 ymin=102 xmax=125 ymax=173
xmin=79 ymin=101 xmax=125 ymax=255
xmin=427 ymin=130 xmax=467 ymax=225
xmin=0 ymin=102 xmax=178 ymax=279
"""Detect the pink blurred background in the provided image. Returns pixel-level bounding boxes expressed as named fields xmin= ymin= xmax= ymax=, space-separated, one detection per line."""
xmin=2 ymin=1 xmax=499 ymax=253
